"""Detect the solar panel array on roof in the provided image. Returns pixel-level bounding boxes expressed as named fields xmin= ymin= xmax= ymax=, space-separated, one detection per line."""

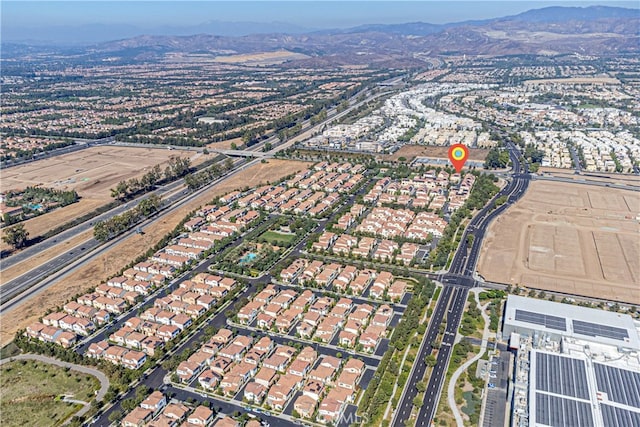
xmin=515 ymin=309 xmax=566 ymax=331
xmin=601 ymin=404 xmax=640 ymax=427
xmin=572 ymin=320 xmax=629 ymax=341
xmin=535 ymin=393 xmax=594 ymax=427
xmin=594 ymin=363 xmax=640 ymax=409
xmin=536 ymin=352 xmax=590 ymax=399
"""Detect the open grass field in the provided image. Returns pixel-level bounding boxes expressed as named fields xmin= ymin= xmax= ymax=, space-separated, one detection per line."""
xmin=0 ymin=359 xmax=99 ymax=427
xmin=0 ymin=159 xmax=310 ymax=347
xmin=383 ymin=144 xmax=489 ymax=162
xmin=260 ymin=230 xmax=296 ymax=245
xmin=478 ymin=180 xmax=640 ymax=304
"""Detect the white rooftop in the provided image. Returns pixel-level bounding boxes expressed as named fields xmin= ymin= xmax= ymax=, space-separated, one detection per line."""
xmin=504 ymin=295 xmax=640 ymax=351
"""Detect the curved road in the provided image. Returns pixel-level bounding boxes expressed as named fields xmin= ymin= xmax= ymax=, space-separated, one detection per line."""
xmin=0 ymin=353 xmax=110 ymax=420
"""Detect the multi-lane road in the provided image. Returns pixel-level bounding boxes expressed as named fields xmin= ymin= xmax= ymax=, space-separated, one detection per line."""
xmin=393 ymin=139 xmax=529 ymax=427
xmin=0 ymin=84 xmax=395 ymax=314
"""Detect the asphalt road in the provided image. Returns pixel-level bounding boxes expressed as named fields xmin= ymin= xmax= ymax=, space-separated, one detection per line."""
xmin=0 ymin=158 xmax=248 ymax=312
xmin=0 ymin=180 xmax=185 ymax=297
xmin=1 ymin=85 xmax=391 ymax=312
xmin=393 ymin=139 xmax=530 ymax=427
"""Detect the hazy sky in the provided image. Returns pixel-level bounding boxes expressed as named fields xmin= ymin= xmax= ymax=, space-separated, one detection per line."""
xmin=3 ymin=1 xmax=638 ymax=29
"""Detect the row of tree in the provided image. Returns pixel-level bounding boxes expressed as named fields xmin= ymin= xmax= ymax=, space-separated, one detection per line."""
xmin=93 ymin=195 xmax=162 ymax=242
xmin=184 ymin=158 xmax=234 ymax=190
xmin=358 ymin=276 xmax=435 ymax=424
xmin=110 ymin=156 xmax=191 ymax=200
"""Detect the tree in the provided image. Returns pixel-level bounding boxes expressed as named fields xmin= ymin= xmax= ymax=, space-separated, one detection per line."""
xmin=425 ymin=355 xmax=437 ymax=367
xmin=413 ymin=396 xmax=423 ymax=408
xmin=416 ymin=381 xmax=427 ymax=393
xmin=108 ymin=410 xmax=122 ymax=423
xmin=2 ymin=223 xmax=29 ymax=249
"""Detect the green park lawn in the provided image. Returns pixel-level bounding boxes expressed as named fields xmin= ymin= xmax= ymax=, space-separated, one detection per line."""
xmin=260 ymin=230 xmax=296 ymax=245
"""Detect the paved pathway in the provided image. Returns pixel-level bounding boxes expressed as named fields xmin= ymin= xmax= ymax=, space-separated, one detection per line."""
xmin=447 ymin=289 xmax=491 ymax=427
xmin=0 ymin=353 xmax=110 ymax=421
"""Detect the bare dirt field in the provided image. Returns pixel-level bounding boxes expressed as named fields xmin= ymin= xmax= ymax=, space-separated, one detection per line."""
xmin=213 ymin=50 xmax=309 ymax=65
xmin=0 ymin=146 xmax=216 ymax=252
xmin=383 ymin=144 xmax=489 ymax=162
xmin=0 ymin=159 xmax=310 ymax=346
xmin=478 ymin=181 xmax=640 ymax=305
xmin=1 ymin=146 xmax=215 ymax=200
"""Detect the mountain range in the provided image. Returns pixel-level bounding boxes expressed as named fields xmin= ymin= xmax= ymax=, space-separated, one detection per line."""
xmin=3 ymin=6 xmax=639 ymax=67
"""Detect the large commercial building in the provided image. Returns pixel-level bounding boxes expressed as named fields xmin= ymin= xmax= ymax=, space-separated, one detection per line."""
xmin=503 ymin=295 xmax=640 ymax=427
xmin=503 ymin=295 xmax=640 ymax=351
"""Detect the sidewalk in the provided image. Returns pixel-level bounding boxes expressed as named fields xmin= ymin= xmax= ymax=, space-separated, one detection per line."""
xmin=447 ymin=289 xmax=491 ymax=427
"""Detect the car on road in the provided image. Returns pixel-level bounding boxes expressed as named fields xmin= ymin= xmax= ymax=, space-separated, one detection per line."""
xmin=488 ymin=383 xmax=496 ymax=388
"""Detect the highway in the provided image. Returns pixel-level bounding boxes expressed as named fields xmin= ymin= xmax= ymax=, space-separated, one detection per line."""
xmin=0 ymin=158 xmax=249 ymax=312
xmin=0 ymin=85 xmax=395 ymax=313
xmin=392 ymin=139 xmax=530 ymax=427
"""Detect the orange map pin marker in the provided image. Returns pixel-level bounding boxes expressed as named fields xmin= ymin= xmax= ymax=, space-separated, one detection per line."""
xmin=448 ymin=143 xmax=469 ymax=173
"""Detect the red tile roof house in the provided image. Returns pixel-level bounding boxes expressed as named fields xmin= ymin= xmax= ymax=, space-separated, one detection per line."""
xmin=87 ymin=340 xmax=110 ymax=358
xmin=308 ymin=365 xmax=336 ymax=386
xmin=287 ymin=358 xmax=312 ymax=378
xmin=197 ymin=369 xmax=221 ymax=391
xmin=121 ymin=407 xmax=153 ymax=427
xmin=294 ymin=394 xmax=317 ymax=419
xmin=187 ymin=406 xmax=214 ymax=426
xmin=125 ymin=332 xmax=147 ymax=350
xmin=177 ymin=361 xmax=203 ymax=383
xmin=121 ymin=350 xmax=147 ymax=369
xmin=317 ymin=397 xmax=346 ymax=425
xmin=237 ymin=301 xmax=262 ymax=324
xmin=336 ymin=370 xmax=360 ymax=391
xmin=262 ymin=302 xmax=283 ymax=318
xmin=219 ymin=335 xmax=253 ymax=362
xmin=296 ymin=322 xmax=314 ymax=339
xmin=110 ymin=326 xmax=133 ymax=346
xmin=141 ymin=336 xmax=164 ymax=356
xmin=244 ymin=381 xmax=268 ymax=404
xmin=254 ymin=366 xmax=278 ymax=388
xmin=140 ymin=390 xmax=167 ymax=414
xmin=25 ymin=322 xmax=46 ymax=340
xmin=262 ymin=354 xmax=290 ymax=373
xmin=266 ymin=375 xmax=302 ymax=411
xmin=276 ymin=308 xmax=302 ymax=333
xmin=39 ymin=325 xmax=62 ymax=343
xmin=256 ymin=312 xmax=275 ymax=330
xmin=42 ymin=311 xmax=67 ymax=328
xmin=171 ymin=313 xmax=193 ymax=330
xmin=339 ymin=330 xmax=358 ymax=348
xmin=302 ymin=378 xmax=325 ymax=402
xmin=156 ymin=324 xmax=180 ymax=342
xmin=162 ymin=402 xmax=190 ymax=422
xmin=313 ymin=316 xmax=342 ymax=343
xmin=55 ymin=331 xmax=77 ymax=348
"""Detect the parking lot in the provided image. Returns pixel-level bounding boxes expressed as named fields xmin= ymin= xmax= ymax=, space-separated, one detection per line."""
xmin=482 ymin=349 xmax=511 ymax=427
